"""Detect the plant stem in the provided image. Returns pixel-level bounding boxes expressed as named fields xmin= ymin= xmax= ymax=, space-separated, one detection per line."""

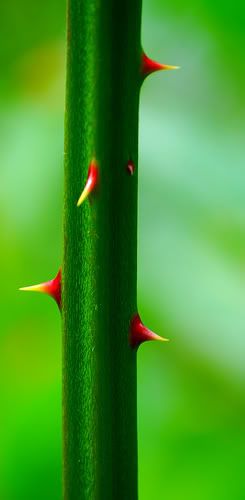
xmin=63 ymin=1 xmax=142 ymax=498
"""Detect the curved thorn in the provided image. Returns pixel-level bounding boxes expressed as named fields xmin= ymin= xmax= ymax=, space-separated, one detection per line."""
xmin=129 ymin=313 xmax=169 ymax=349
xmin=19 ymin=269 xmax=62 ymax=309
xmin=77 ymin=158 xmax=99 ymax=207
xmin=142 ymin=52 xmax=179 ymax=77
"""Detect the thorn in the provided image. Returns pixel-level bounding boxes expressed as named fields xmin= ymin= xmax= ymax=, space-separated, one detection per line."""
xmin=142 ymin=52 xmax=179 ymax=77
xmin=129 ymin=313 xmax=169 ymax=349
xmin=77 ymin=158 xmax=99 ymax=207
xmin=19 ymin=269 xmax=61 ymax=309
xmin=127 ymin=161 xmax=135 ymax=176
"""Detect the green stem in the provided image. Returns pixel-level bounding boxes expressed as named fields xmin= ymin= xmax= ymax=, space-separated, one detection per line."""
xmin=63 ymin=1 xmax=142 ymax=498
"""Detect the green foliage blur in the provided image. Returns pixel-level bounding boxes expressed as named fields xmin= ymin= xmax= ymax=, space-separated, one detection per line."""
xmin=1 ymin=1 xmax=245 ymax=498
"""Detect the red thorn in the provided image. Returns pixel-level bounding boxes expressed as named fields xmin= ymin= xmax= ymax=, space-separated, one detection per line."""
xmin=19 ymin=269 xmax=62 ymax=309
xmin=77 ymin=158 xmax=99 ymax=206
xmin=129 ymin=313 xmax=169 ymax=349
xmin=127 ymin=161 xmax=135 ymax=176
xmin=141 ymin=52 xmax=179 ymax=77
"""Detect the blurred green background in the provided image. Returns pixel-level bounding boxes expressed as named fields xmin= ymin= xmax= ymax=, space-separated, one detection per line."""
xmin=1 ymin=0 xmax=245 ymax=498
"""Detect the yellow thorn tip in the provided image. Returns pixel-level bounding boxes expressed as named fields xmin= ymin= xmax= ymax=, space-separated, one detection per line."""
xmin=161 ymin=64 xmax=180 ymax=71
xmin=19 ymin=284 xmax=46 ymax=293
xmin=156 ymin=335 xmax=169 ymax=342
xmin=77 ymin=186 xmax=90 ymax=207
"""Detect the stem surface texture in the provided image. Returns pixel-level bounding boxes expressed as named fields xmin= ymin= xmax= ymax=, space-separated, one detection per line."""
xmin=63 ymin=1 xmax=142 ymax=498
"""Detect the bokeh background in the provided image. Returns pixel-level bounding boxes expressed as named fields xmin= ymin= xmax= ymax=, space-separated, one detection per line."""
xmin=1 ymin=0 xmax=245 ymax=498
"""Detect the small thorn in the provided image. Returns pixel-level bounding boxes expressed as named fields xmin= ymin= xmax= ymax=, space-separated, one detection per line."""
xmin=19 ymin=269 xmax=61 ymax=309
xmin=129 ymin=313 xmax=169 ymax=349
xmin=142 ymin=53 xmax=179 ymax=77
xmin=127 ymin=161 xmax=135 ymax=176
xmin=77 ymin=158 xmax=99 ymax=207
